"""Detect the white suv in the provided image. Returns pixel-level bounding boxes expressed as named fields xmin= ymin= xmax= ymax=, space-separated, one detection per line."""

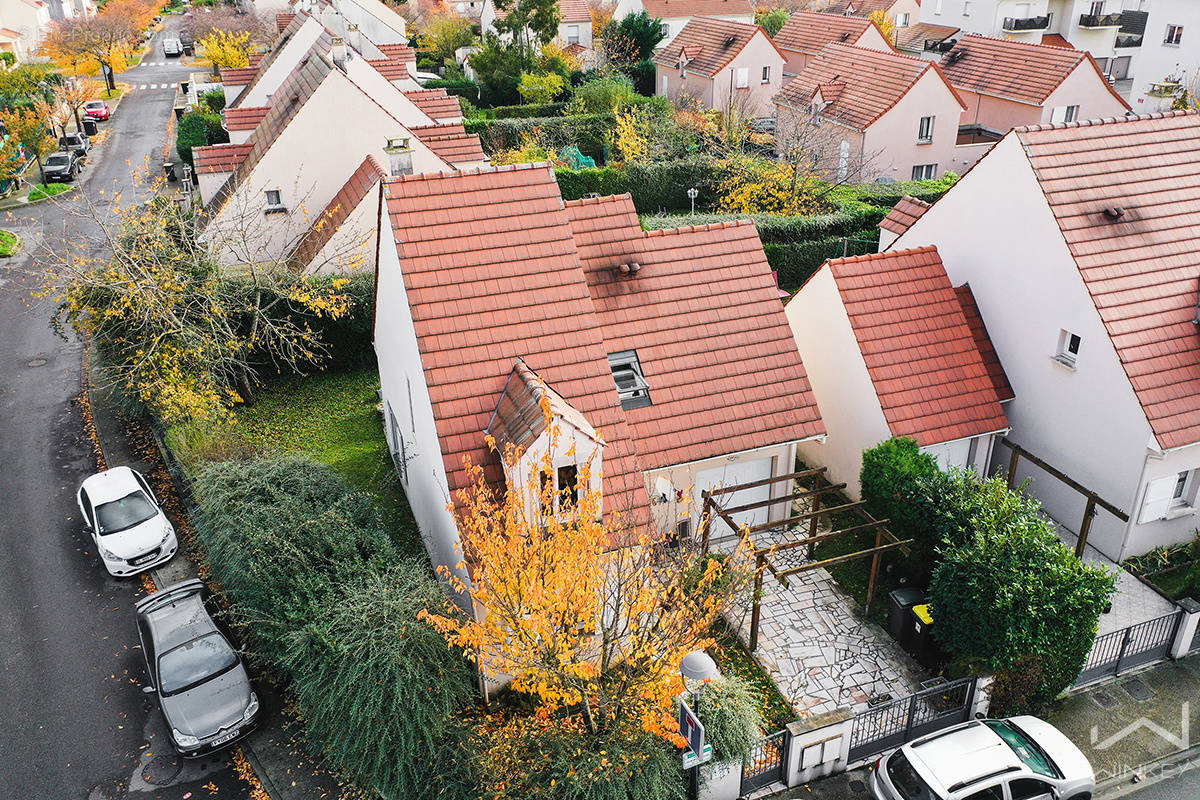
xmin=871 ymin=717 xmax=1094 ymax=800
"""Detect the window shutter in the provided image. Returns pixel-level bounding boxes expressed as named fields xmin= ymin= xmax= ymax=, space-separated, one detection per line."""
xmin=1139 ymin=475 xmax=1177 ymax=523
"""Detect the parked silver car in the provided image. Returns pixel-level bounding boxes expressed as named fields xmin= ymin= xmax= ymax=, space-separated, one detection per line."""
xmin=135 ymin=580 xmax=260 ymax=757
xmin=870 ymin=717 xmax=1094 ymax=800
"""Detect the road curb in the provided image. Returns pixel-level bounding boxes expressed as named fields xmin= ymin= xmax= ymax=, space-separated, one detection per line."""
xmin=1097 ymin=742 xmax=1200 ymax=799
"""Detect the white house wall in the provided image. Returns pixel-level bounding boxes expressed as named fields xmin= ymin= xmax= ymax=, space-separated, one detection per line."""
xmin=304 ymin=184 xmax=380 ymax=275
xmin=784 ymin=266 xmax=893 ymax=500
xmin=1128 ymin=441 xmax=1200 ymax=559
xmin=893 ymin=134 xmax=1154 ymax=559
xmin=1127 ymin=0 xmax=1200 ymax=112
xmin=236 ymin=19 xmax=329 ymax=108
xmin=343 ymin=55 xmax=439 ymax=126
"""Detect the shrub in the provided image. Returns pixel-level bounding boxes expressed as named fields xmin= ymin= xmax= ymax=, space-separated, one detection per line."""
xmin=518 ymin=71 xmax=566 ymax=104
xmin=832 ymin=173 xmax=959 ymax=208
xmin=175 ymin=112 xmax=208 ymax=165
xmin=692 ymin=676 xmax=765 ymax=763
xmin=422 ymin=78 xmax=481 ymax=99
xmin=260 ymin=270 xmax=376 ymax=371
xmin=466 ymin=112 xmax=614 ymax=157
xmin=641 ymin=203 xmax=888 ymax=243
xmin=764 ymin=229 xmax=880 ymax=292
xmin=199 ymin=87 xmax=225 ymax=113
xmin=861 ymin=437 xmax=941 ymax=542
xmin=491 ymin=101 xmax=568 ymax=118
xmin=567 ymin=74 xmax=638 ymax=114
xmin=555 ymin=157 xmax=721 ymax=212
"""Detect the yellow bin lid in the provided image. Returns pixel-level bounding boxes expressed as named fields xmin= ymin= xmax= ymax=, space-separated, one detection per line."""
xmin=913 ymin=604 xmax=934 ymax=625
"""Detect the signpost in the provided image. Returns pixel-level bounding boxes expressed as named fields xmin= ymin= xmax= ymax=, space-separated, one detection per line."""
xmin=679 ymin=698 xmax=713 ymax=768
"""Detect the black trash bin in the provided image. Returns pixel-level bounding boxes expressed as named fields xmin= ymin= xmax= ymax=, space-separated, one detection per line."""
xmin=910 ymin=603 xmax=938 ymax=668
xmin=888 ymin=588 xmax=924 ymax=646
xmin=163 ymin=162 xmax=177 ymax=182
xmin=82 ymin=118 xmax=98 ymax=136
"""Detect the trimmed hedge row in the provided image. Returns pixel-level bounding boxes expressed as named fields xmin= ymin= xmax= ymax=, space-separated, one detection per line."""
xmin=422 ymin=78 xmax=480 ymax=99
xmin=765 ymin=228 xmax=880 ymax=294
xmin=485 ymin=101 xmax=568 ymax=119
xmin=641 ymin=204 xmax=888 ymax=244
xmin=555 ymin=158 xmax=722 ymax=213
xmin=832 ymin=174 xmax=958 ymax=208
xmin=464 ymin=112 xmax=614 ymax=155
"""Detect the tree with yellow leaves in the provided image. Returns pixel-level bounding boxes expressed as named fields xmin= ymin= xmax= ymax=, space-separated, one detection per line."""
xmin=421 ymin=404 xmax=753 ymax=744
xmin=0 ymin=106 xmax=57 ymax=183
xmin=55 ymin=76 xmax=102 ymax=133
xmin=867 ymin=9 xmax=896 ymax=45
xmin=40 ymin=13 xmax=137 ymax=91
xmin=199 ymin=29 xmax=253 ymax=77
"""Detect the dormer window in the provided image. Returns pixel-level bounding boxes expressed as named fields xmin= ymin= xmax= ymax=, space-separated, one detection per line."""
xmin=609 ymin=350 xmax=651 ymax=410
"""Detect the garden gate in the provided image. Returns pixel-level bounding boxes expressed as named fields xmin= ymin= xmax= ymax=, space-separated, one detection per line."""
xmin=1074 ymin=610 xmax=1182 ymax=686
xmin=740 ymin=729 xmax=788 ymax=795
xmin=847 ymin=677 xmax=977 ymax=763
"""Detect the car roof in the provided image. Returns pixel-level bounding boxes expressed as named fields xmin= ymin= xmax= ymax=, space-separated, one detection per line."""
xmin=907 ymin=721 xmax=1024 ymax=796
xmin=138 ymin=587 xmax=217 ymax=653
xmin=80 ymin=465 xmax=144 ymax=504
xmin=85 ymin=99 xmax=105 ymax=105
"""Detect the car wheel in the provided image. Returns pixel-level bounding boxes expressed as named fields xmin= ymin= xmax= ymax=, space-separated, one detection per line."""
xmin=1064 ymin=794 xmax=1092 ymax=800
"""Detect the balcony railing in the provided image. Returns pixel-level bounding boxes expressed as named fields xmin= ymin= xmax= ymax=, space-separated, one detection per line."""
xmin=1001 ymin=15 xmax=1051 ymax=32
xmin=1115 ymin=32 xmax=1143 ymax=48
xmin=1079 ymin=12 xmax=1123 ymax=28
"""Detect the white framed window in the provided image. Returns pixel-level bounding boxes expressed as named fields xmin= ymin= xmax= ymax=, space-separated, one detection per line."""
xmin=1055 ymin=329 xmax=1081 ymax=367
xmin=734 ymin=67 xmax=749 ymax=88
xmin=918 ymin=115 xmax=935 ymax=143
xmin=1090 ymin=1 xmax=1104 ymax=15
xmin=567 ymin=24 xmax=579 ymax=44
xmin=609 ymin=350 xmax=651 ymax=410
xmin=837 ymin=140 xmax=850 ymax=182
xmin=934 ymin=0 xmax=943 ymax=14
xmin=1165 ymin=24 xmax=1183 ymax=45
xmin=661 ymin=74 xmax=668 ymax=95
xmin=1050 ymin=104 xmax=1079 ymax=123
xmin=911 ymin=163 xmax=936 ymax=180
xmin=761 ymin=65 xmax=771 ymax=83
xmin=896 ymin=12 xmax=910 ymax=26
xmin=1140 ymin=470 xmax=1198 ymax=522
xmin=660 ymin=22 xmax=670 ymax=38
xmin=264 ymin=188 xmax=286 ymax=212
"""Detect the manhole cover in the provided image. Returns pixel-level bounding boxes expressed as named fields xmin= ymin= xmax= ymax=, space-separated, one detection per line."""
xmin=26 ymin=358 xmax=47 ymax=367
xmin=1091 ymin=689 xmax=1120 ymax=710
xmin=849 ymin=778 xmax=868 ymax=793
xmin=142 ymin=754 xmax=182 ymax=785
xmin=1122 ymin=678 xmax=1154 ymax=702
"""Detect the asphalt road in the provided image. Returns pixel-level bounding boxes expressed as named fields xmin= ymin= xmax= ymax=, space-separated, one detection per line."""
xmin=1115 ymin=755 xmax=1200 ymax=800
xmin=0 ymin=24 xmax=250 ymax=800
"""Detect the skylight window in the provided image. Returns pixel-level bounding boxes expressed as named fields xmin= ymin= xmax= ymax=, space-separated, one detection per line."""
xmin=609 ymin=350 xmax=651 ymax=410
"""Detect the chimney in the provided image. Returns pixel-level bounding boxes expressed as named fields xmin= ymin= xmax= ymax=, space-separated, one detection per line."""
xmin=331 ymin=35 xmax=348 ymax=67
xmin=385 ymin=136 xmax=414 ymax=176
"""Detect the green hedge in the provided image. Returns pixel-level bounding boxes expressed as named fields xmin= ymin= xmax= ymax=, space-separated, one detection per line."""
xmin=832 ymin=174 xmax=958 ymax=208
xmin=555 ymin=158 xmax=722 ymax=213
xmin=765 ymin=228 xmax=880 ymax=293
xmin=641 ymin=204 xmax=888 ymax=243
xmin=422 ymin=78 xmax=480 ymax=99
xmin=487 ymin=101 xmax=568 ymax=119
xmin=464 ymin=112 xmax=614 ymax=155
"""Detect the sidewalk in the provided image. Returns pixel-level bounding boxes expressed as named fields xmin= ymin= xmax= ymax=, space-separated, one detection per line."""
xmin=86 ymin=375 xmax=346 ymax=800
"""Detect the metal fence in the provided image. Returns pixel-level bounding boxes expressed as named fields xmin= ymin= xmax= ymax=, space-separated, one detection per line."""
xmin=1075 ymin=610 xmax=1182 ymax=687
xmin=741 ymin=729 xmax=787 ymax=795
xmin=847 ymin=677 xmax=977 ymax=763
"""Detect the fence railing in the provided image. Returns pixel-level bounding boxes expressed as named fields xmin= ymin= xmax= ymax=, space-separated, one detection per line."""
xmin=1075 ymin=610 xmax=1182 ymax=687
xmin=1079 ymin=12 xmax=1123 ymax=27
xmin=847 ymin=677 xmax=977 ymax=763
xmin=1002 ymin=15 xmax=1051 ymax=31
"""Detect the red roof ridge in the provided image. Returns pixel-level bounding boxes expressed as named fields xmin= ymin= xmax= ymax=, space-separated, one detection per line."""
xmin=1016 ymin=108 xmax=1196 ymax=134
xmin=384 ymin=161 xmax=553 ymax=186
xmin=826 ymin=243 xmax=939 ymax=267
xmin=957 ymin=31 xmax=1089 ymax=56
xmin=851 ymin=44 xmax=935 ymax=64
xmin=642 ymin=219 xmax=756 ymax=237
xmin=563 ymin=193 xmax=635 ymax=207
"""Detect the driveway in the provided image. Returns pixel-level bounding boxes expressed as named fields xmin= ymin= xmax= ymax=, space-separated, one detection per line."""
xmin=0 ymin=22 xmax=250 ymax=800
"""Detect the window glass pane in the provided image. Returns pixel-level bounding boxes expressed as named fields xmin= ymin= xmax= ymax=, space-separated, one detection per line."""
xmin=158 ymin=633 xmax=238 ymax=695
xmin=557 ymin=465 xmax=579 ymax=505
xmin=1010 ymin=778 xmax=1055 ymax=800
xmin=963 ymin=787 xmax=1004 ymax=800
xmin=984 ymin=720 xmax=1061 ymax=778
xmin=885 ymin=751 xmax=935 ymax=800
xmin=95 ymin=491 xmax=158 ymax=535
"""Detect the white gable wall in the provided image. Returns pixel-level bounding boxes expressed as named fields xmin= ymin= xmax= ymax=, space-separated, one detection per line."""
xmin=303 ymin=184 xmax=380 ymax=275
xmin=892 ymin=134 xmax=1153 ymax=559
xmin=784 ymin=266 xmax=892 ymax=499
xmin=237 ymin=19 xmax=328 ymax=108
xmin=343 ymin=55 xmax=437 ymax=126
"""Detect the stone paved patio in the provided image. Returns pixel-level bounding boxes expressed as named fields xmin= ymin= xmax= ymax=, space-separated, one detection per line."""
xmin=715 ymin=524 xmax=927 ymax=719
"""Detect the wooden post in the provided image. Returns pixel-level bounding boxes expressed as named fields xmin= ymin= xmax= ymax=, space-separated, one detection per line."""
xmin=1076 ymin=495 xmax=1097 ymax=559
xmin=700 ymin=494 xmax=713 ymax=554
xmin=750 ymin=550 xmax=766 ymax=652
xmin=865 ymin=525 xmax=885 ymax=616
xmin=806 ymin=493 xmax=821 ymax=559
xmin=1006 ymin=445 xmax=1020 ymax=489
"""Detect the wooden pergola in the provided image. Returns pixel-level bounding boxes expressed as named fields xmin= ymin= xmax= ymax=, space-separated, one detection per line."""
xmin=698 ymin=468 xmax=912 ymax=651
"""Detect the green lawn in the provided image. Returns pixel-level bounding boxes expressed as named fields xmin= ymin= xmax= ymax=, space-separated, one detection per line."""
xmin=28 ymin=182 xmax=71 ymax=201
xmin=0 ymin=229 xmax=18 ymax=257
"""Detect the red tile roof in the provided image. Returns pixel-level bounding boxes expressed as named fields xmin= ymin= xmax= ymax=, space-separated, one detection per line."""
xmin=248 ymin=52 xmax=266 ymax=68
xmin=402 ymin=89 xmax=462 ymax=121
xmin=939 ymin=35 xmax=1129 ymax=109
xmin=824 ymin=246 xmax=1009 ymax=445
xmin=276 ymin=12 xmax=297 ymax=32
xmin=223 ymin=105 xmax=269 ymax=131
xmin=1040 ymin=33 xmax=1074 ymax=48
xmin=367 ymin=57 xmax=409 ymax=81
xmin=288 ymin=154 xmax=386 ymax=272
xmin=772 ymin=11 xmax=882 ymax=57
xmin=879 ymin=195 xmax=931 ymax=236
xmin=894 ymin=22 xmax=959 ymax=54
xmin=1015 ymin=111 xmax=1200 ymax=449
xmin=220 ymin=66 xmax=259 ymax=86
xmin=378 ymin=42 xmax=416 ymax=62
xmin=192 ymin=142 xmax=253 ymax=174
xmin=410 ymin=123 xmax=487 ymax=165
xmin=822 ymin=0 xmax=897 ymax=15
xmin=486 ymin=360 xmax=600 ymax=452
xmin=380 ymin=164 xmax=650 ymax=519
xmin=566 ymin=194 xmax=825 ymax=468
xmin=776 ymin=42 xmax=964 ymax=131
xmin=954 ymin=283 xmax=1014 ymax=403
xmin=642 ymin=0 xmax=752 ymax=19
xmin=652 ymin=17 xmax=782 ymax=77
xmin=558 ymin=0 xmax=591 ymax=23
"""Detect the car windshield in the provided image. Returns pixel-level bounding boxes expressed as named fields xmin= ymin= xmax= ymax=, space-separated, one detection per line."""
xmin=158 ymin=632 xmax=239 ymax=695
xmin=886 ymin=750 xmax=936 ymax=800
xmin=47 ymin=155 xmax=69 ymax=166
xmin=94 ymin=490 xmax=158 ymax=534
xmin=985 ymin=721 xmax=1062 ymax=779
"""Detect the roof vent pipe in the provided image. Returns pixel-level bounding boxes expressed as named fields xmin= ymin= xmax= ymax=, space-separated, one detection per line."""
xmin=1103 ymin=206 xmax=1125 ymax=221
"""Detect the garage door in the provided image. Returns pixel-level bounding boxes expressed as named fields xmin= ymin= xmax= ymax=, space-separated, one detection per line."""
xmin=696 ymin=458 xmax=774 ymax=534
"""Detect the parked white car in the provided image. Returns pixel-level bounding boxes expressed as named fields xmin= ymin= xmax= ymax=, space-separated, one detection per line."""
xmin=871 ymin=717 xmax=1094 ymax=800
xmin=76 ymin=466 xmax=178 ymax=576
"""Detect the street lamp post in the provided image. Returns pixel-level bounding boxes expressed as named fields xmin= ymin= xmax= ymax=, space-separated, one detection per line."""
xmin=680 ymin=650 xmax=718 ymax=800
xmin=687 ymin=187 xmax=698 ymax=216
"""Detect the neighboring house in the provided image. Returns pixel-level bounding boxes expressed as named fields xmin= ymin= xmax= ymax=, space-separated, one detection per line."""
xmin=44 ymin=0 xmax=94 ymax=20
xmin=784 ymin=246 xmax=1011 ymax=497
xmin=876 ymin=194 xmax=931 ymax=250
xmin=0 ymin=0 xmax=51 ymax=62
xmin=939 ymin=35 xmax=1131 ymax=133
xmin=819 ymin=0 xmax=922 ymax=30
xmin=653 ymin=17 xmax=785 ymax=117
xmin=557 ymin=0 xmax=592 ymax=48
xmin=893 ymin=22 xmax=960 ymax=58
xmin=372 ymin=163 xmax=824 ymax=596
xmin=892 ymin=110 xmax=1200 ymax=562
xmin=1122 ymin=0 xmax=1200 ymax=112
xmin=288 ymin=0 xmax=408 ymax=53
xmin=771 ymin=11 xmax=893 ymax=75
xmin=613 ymin=0 xmax=754 ymax=47
xmin=773 ymin=42 xmax=967 ymax=182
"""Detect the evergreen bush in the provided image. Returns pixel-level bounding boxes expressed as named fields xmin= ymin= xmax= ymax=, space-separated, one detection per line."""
xmin=692 ymin=677 xmax=765 ymax=763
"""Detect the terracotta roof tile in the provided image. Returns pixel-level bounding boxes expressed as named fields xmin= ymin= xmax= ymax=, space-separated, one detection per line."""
xmin=287 ymin=154 xmax=386 ymax=271
xmin=402 ymin=89 xmax=462 ymax=122
xmin=954 ymin=284 xmax=1014 ymax=402
xmin=230 ymin=14 xmax=331 ymax=110
xmin=1015 ymin=111 xmax=1200 ymax=448
xmin=879 ymin=195 xmax=931 ymax=235
xmin=486 ymin=360 xmax=599 ymax=452
xmin=940 ymin=34 xmax=1129 ymax=109
xmin=220 ymin=66 xmax=259 ymax=86
xmin=1040 ymin=33 xmax=1073 ymax=48
xmin=772 ymin=11 xmax=883 ymax=57
xmin=566 ymin=194 xmax=825 ymax=467
xmin=825 ymin=246 xmax=1009 ymax=445
xmin=558 ymin=0 xmax=591 ymax=23
xmin=192 ymin=142 xmax=253 ymax=174
xmin=642 ymin=0 xmax=752 ymax=19
xmin=822 ymin=0 xmax=898 ymax=14
xmin=367 ymin=57 xmax=409 ymax=80
xmin=248 ymin=52 xmax=266 ymax=68
xmin=776 ymin=42 xmax=963 ymax=131
xmin=410 ymin=123 xmax=487 ymax=165
xmin=223 ymin=105 xmax=269 ymax=131
xmin=381 ymin=164 xmax=649 ymax=521
xmin=276 ymin=12 xmax=297 ymax=32
xmin=653 ymin=17 xmax=780 ymax=77
xmin=378 ymin=43 xmax=416 ymax=62
xmin=894 ymin=22 xmax=959 ymax=54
